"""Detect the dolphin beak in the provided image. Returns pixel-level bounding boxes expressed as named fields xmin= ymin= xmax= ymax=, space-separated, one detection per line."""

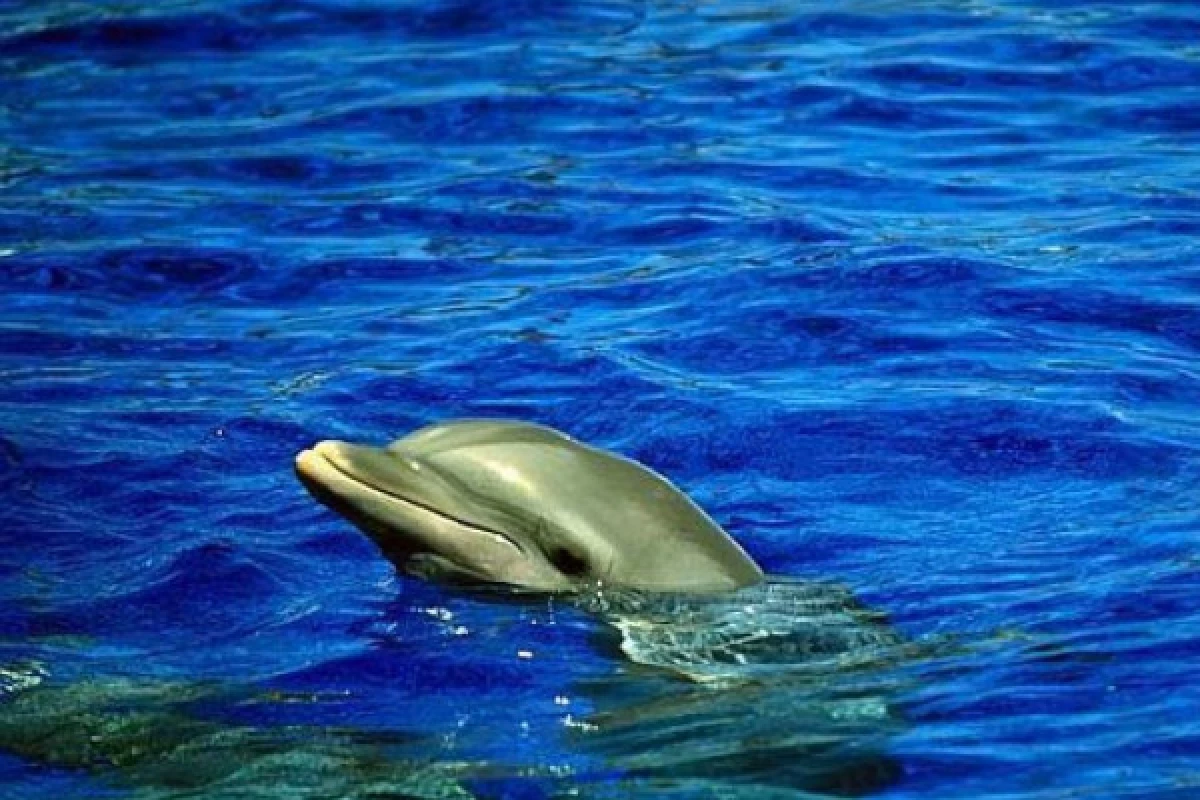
xmin=296 ymin=440 xmax=444 ymax=513
xmin=295 ymin=442 xmax=331 ymax=482
xmin=294 ymin=440 xmax=546 ymax=586
xmin=295 ymin=441 xmax=367 ymax=509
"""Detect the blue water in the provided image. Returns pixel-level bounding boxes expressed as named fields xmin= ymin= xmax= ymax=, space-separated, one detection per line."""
xmin=3 ymin=0 xmax=1200 ymax=796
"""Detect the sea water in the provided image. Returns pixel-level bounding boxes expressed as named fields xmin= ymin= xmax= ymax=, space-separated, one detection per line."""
xmin=2 ymin=1 xmax=1200 ymax=797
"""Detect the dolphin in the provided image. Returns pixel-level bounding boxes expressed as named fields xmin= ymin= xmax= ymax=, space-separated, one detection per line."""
xmin=295 ymin=420 xmax=764 ymax=592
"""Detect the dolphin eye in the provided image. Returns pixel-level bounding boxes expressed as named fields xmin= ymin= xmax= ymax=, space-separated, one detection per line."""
xmin=548 ymin=547 xmax=589 ymax=577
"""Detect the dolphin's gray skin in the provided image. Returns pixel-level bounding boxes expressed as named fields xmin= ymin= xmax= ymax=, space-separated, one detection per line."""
xmin=295 ymin=420 xmax=764 ymax=592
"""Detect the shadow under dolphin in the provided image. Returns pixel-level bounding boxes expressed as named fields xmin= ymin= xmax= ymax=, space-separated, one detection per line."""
xmin=0 ymin=667 xmax=477 ymax=799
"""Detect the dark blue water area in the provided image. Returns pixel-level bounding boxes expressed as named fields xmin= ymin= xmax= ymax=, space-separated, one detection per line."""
xmin=3 ymin=0 xmax=1200 ymax=796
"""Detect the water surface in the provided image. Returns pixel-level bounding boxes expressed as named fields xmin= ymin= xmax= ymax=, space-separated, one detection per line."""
xmin=3 ymin=1 xmax=1200 ymax=797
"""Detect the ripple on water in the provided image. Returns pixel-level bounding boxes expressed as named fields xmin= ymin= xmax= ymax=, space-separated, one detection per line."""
xmin=4 ymin=0 xmax=1200 ymax=797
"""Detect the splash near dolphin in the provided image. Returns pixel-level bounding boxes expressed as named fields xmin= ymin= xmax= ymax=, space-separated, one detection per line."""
xmin=295 ymin=419 xmax=764 ymax=592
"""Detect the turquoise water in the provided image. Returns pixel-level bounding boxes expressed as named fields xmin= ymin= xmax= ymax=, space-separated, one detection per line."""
xmin=3 ymin=1 xmax=1200 ymax=796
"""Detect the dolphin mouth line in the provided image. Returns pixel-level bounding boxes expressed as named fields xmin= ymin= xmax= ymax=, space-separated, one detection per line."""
xmin=310 ymin=450 xmax=527 ymax=556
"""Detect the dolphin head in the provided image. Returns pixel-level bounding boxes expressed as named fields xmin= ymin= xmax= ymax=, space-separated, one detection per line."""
xmin=295 ymin=420 xmax=763 ymax=592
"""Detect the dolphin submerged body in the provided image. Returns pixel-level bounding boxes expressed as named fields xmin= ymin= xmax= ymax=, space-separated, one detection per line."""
xmin=295 ymin=420 xmax=764 ymax=592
